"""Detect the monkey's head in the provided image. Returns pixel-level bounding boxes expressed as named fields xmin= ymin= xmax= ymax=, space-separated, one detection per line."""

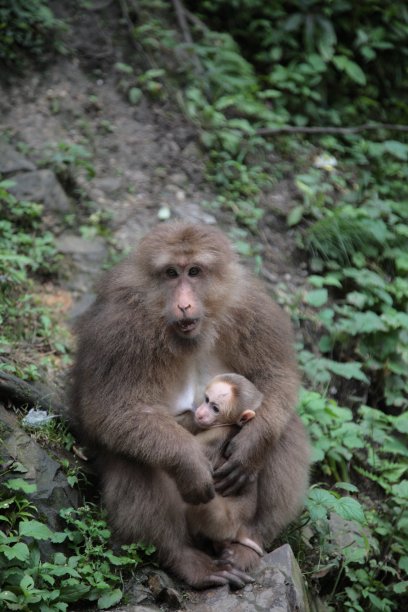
xmin=135 ymin=222 xmax=240 ymax=342
xmin=195 ymin=374 xmax=262 ymax=429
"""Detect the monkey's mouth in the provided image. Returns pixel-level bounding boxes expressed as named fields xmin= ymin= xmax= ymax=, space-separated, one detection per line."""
xmin=176 ymin=318 xmax=199 ymax=334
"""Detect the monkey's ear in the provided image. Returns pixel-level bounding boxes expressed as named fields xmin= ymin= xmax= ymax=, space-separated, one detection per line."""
xmin=238 ymin=409 xmax=256 ymax=425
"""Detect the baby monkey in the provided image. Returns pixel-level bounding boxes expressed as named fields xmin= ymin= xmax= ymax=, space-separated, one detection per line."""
xmin=187 ymin=373 xmax=264 ymax=558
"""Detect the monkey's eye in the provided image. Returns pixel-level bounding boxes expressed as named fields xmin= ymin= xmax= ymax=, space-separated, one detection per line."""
xmin=212 ymin=405 xmax=220 ymax=414
xmin=205 ymin=395 xmax=209 ymax=404
xmin=165 ymin=267 xmax=178 ymax=278
xmin=188 ymin=266 xmax=201 ymax=277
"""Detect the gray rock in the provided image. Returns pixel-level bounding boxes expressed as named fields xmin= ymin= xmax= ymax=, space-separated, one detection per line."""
xmin=185 ymin=544 xmax=309 ymax=612
xmin=0 ymin=404 xmax=79 ymax=531
xmin=56 ymin=234 xmax=107 ymax=259
xmin=171 ymin=201 xmax=217 ymax=225
xmin=8 ymin=169 xmax=71 ymax=212
xmin=0 ymin=142 xmax=36 ymax=174
xmin=56 ymin=234 xmax=108 ymax=296
xmin=93 ymin=176 xmax=122 ymax=193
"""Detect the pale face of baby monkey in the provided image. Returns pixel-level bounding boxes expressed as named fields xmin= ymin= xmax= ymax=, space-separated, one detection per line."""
xmin=194 ymin=373 xmax=263 ymax=430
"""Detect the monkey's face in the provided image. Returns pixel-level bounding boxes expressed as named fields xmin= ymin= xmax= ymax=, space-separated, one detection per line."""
xmin=195 ymin=381 xmax=233 ymax=428
xmin=161 ymin=262 xmax=205 ymax=339
xmin=137 ymin=223 xmax=239 ymax=342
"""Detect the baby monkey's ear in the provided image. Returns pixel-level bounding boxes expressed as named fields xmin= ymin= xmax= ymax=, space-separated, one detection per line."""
xmin=237 ymin=409 xmax=256 ymax=426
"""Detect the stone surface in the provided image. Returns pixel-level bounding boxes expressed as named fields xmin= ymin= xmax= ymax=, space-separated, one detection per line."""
xmin=0 ymin=404 xmax=79 ymax=531
xmin=114 ymin=545 xmax=309 ymax=612
xmin=184 ymin=545 xmax=309 ymax=612
xmin=0 ymin=141 xmax=36 ymax=174
xmin=8 ymin=169 xmax=71 ymax=212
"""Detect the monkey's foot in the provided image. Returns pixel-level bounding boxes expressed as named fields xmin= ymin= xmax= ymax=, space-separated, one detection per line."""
xmin=219 ymin=541 xmax=262 ymax=572
xmin=174 ymin=547 xmax=254 ymax=590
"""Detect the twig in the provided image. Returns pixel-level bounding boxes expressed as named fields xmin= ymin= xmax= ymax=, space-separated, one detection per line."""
xmin=183 ymin=7 xmax=211 ymax=33
xmin=257 ymin=123 xmax=408 ymax=136
xmin=0 ymin=371 xmax=64 ymax=414
xmin=171 ymin=0 xmax=205 ymax=77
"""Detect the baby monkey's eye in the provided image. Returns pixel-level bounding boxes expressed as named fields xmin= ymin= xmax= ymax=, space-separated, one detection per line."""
xmin=205 ymin=395 xmax=209 ymax=404
xmin=212 ymin=405 xmax=220 ymax=414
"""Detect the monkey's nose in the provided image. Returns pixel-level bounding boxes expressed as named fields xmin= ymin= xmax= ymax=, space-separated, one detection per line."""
xmin=178 ymin=304 xmax=191 ymax=314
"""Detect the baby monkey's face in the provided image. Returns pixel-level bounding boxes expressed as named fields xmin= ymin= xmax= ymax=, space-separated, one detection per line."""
xmin=194 ymin=381 xmax=233 ymax=429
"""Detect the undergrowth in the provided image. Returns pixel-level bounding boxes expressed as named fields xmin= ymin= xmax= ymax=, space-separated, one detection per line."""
xmin=0 ymin=479 xmax=154 ymax=611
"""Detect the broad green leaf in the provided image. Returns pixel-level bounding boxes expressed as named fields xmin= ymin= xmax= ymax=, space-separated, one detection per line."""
xmin=393 ymin=581 xmax=408 ymax=594
xmin=332 ymin=55 xmax=366 ymax=85
xmin=128 ymin=87 xmax=142 ymax=105
xmin=334 ymin=497 xmax=366 ymax=524
xmin=5 ymin=478 xmax=37 ymax=494
xmin=287 ymin=205 xmax=304 ymax=227
xmin=399 ymin=556 xmax=408 ymax=572
xmin=392 ymin=480 xmax=408 ymax=501
xmin=325 ymin=360 xmax=369 ymax=383
xmin=383 ymin=140 xmax=408 ymax=160
xmin=305 ymin=289 xmax=328 ymax=307
xmin=19 ymin=519 xmax=54 ymax=540
xmin=98 ymin=588 xmax=123 ymax=609
xmin=2 ymin=541 xmax=30 ymax=561
xmin=394 ymin=413 xmax=408 ymax=434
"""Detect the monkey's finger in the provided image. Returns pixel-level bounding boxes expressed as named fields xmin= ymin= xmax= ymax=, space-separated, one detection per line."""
xmin=217 ymin=569 xmax=253 ymax=589
xmin=202 ymin=574 xmax=229 ymax=588
xmin=214 ymin=459 xmax=240 ymax=479
xmin=219 ymin=473 xmax=248 ymax=496
xmin=214 ymin=469 xmax=248 ymax=495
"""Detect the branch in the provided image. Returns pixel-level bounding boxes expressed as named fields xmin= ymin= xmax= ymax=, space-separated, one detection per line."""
xmin=0 ymin=371 xmax=64 ymax=414
xmin=257 ymin=123 xmax=408 ymax=136
xmin=171 ymin=0 xmax=205 ymax=77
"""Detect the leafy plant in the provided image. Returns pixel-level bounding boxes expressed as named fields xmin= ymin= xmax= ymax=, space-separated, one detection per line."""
xmin=298 ymin=390 xmax=408 ymax=610
xmin=0 ymin=479 xmax=154 ymax=611
xmin=0 ymin=0 xmax=65 ymax=71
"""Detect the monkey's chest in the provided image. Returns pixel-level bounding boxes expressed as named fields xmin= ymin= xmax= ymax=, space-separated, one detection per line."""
xmin=170 ymin=355 xmax=229 ymax=416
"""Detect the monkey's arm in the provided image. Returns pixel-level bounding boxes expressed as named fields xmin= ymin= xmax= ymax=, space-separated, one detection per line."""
xmin=215 ymin=295 xmax=299 ymax=495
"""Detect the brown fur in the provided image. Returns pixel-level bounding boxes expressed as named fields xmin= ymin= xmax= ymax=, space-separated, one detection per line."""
xmin=70 ymin=221 xmax=310 ymax=587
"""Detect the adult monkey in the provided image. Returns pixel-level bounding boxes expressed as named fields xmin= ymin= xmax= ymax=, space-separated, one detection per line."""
xmin=70 ymin=222 xmax=310 ymax=589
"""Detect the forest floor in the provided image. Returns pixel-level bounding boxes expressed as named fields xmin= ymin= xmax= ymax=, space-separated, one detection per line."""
xmin=0 ymin=49 xmax=309 ymax=368
xmin=0 ymin=6 xmax=312 ymax=611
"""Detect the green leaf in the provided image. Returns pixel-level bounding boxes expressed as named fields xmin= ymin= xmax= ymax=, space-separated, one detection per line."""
xmin=19 ymin=520 xmax=54 ymax=540
xmin=333 ymin=496 xmax=365 ymax=524
xmin=383 ymin=140 xmax=408 ymax=160
xmin=394 ymin=413 xmax=408 ymax=434
xmin=334 ymin=482 xmax=359 ymax=493
xmin=332 ymin=55 xmax=366 ymax=85
xmin=2 ymin=541 xmax=30 ymax=561
xmin=394 ymin=581 xmax=408 ymax=594
xmin=98 ymin=588 xmax=123 ymax=609
xmin=0 ymin=591 xmax=18 ymax=603
xmin=325 ymin=360 xmax=369 ymax=383
xmin=392 ymin=480 xmax=408 ymax=501
xmin=287 ymin=205 xmax=304 ymax=227
xmin=305 ymin=289 xmax=328 ymax=307
xmin=128 ymin=87 xmax=142 ymax=105
xmin=5 ymin=478 xmax=37 ymax=494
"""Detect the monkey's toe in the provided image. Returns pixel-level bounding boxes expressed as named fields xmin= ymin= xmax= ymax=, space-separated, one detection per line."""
xmin=219 ymin=541 xmax=262 ymax=572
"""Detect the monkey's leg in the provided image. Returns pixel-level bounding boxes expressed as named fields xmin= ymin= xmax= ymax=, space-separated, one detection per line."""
xmin=101 ymin=456 xmax=253 ymax=589
xmin=220 ymin=413 xmax=309 ymax=571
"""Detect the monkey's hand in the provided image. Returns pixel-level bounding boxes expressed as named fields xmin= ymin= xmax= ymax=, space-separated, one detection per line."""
xmin=173 ymin=455 xmax=216 ymax=505
xmin=213 ymin=436 xmax=257 ymax=496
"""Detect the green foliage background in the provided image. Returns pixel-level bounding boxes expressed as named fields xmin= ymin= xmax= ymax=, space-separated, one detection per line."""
xmin=1 ymin=1 xmax=407 ymax=610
